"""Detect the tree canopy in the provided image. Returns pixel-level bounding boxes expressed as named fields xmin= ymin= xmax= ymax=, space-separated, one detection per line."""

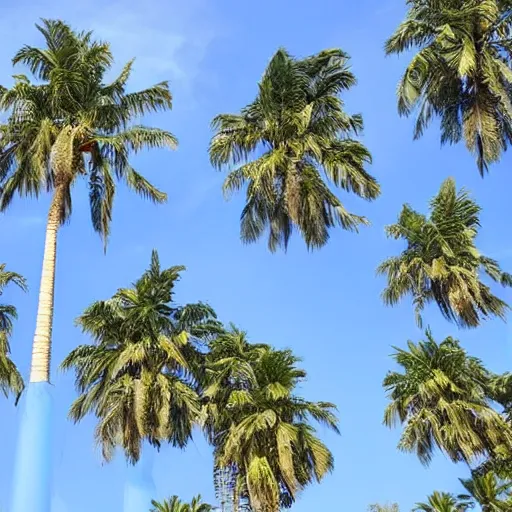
xmin=0 ymin=19 xmax=176 ymax=247
xmin=378 ymin=178 xmax=512 ymax=328
xmin=210 ymin=48 xmax=379 ymax=251
xmin=383 ymin=331 xmax=512 ymax=465
xmin=0 ymin=264 xmax=26 ymax=400
xmin=386 ymin=0 xmax=512 ymax=174
xmin=150 ymin=494 xmax=213 ymax=512
xmin=201 ymin=327 xmax=339 ymax=512
xmin=62 ymin=251 xmax=218 ymax=463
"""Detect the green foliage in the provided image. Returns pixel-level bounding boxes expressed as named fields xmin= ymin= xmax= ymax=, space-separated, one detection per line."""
xmin=201 ymin=327 xmax=339 ymax=512
xmin=0 ymin=264 xmax=26 ymax=400
xmin=474 ymin=372 xmax=512 ymax=478
xmin=150 ymin=494 xmax=213 ymax=512
xmin=383 ymin=331 xmax=512 ymax=465
xmin=209 ymin=47 xmax=380 ymax=251
xmin=378 ymin=178 xmax=512 ymax=328
xmin=0 ymin=19 xmax=176 ymax=246
xmin=386 ymin=0 xmax=512 ymax=174
xmin=413 ymin=491 xmax=471 ymax=511
xmin=459 ymin=471 xmax=512 ymax=511
xmin=61 ymin=251 xmax=218 ymax=463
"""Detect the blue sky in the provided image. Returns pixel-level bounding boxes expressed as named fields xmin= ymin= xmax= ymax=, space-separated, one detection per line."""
xmin=1 ymin=0 xmax=512 ymax=510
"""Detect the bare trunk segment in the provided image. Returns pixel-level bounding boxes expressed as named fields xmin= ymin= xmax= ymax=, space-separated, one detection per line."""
xmin=29 ymin=187 xmax=64 ymax=383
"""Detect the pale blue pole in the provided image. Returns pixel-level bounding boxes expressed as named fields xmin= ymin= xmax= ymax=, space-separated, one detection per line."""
xmin=11 ymin=381 xmax=53 ymax=512
xmin=124 ymin=449 xmax=156 ymax=512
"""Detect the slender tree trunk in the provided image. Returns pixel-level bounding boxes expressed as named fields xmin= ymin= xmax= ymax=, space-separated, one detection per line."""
xmin=29 ymin=185 xmax=65 ymax=383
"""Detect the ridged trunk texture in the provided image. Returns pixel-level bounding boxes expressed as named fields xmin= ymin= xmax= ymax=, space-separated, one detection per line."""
xmin=30 ymin=186 xmax=64 ymax=383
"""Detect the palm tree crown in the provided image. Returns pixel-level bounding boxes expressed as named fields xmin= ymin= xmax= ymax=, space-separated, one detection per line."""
xmin=209 ymin=47 xmax=380 ymax=251
xmin=0 ymin=264 xmax=26 ymax=399
xmin=386 ymin=0 xmax=512 ymax=174
xmin=150 ymin=494 xmax=213 ymax=512
xmin=459 ymin=471 xmax=512 ymax=511
xmin=378 ymin=178 xmax=512 ymax=328
xmin=0 ymin=19 xmax=176 ymax=244
xmin=62 ymin=251 xmax=217 ymax=463
xmin=483 ymin=372 xmax=512 ymax=477
xmin=414 ymin=491 xmax=471 ymax=512
xmin=383 ymin=331 xmax=512 ymax=465
xmin=202 ymin=327 xmax=339 ymax=512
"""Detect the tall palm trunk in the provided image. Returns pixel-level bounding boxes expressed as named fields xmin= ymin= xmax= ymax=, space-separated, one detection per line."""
xmin=30 ymin=185 xmax=64 ymax=383
xmin=11 ymin=186 xmax=65 ymax=512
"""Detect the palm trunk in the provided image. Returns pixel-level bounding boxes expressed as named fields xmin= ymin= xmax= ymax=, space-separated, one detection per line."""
xmin=11 ymin=187 xmax=64 ymax=512
xmin=30 ymin=186 xmax=64 ymax=383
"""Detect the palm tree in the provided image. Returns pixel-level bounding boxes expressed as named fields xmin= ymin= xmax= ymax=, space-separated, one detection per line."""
xmin=4 ymin=21 xmax=176 ymax=512
xmin=383 ymin=330 xmax=512 ymax=465
xmin=63 ymin=251 xmax=217 ymax=512
xmin=459 ymin=472 xmax=512 ymax=511
xmin=209 ymin=47 xmax=380 ymax=251
xmin=378 ymin=178 xmax=512 ymax=328
xmin=202 ymin=329 xmax=339 ymax=512
xmin=0 ymin=19 xmax=176 ymax=385
xmin=414 ymin=491 xmax=471 ymax=512
xmin=201 ymin=327 xmax=271 ymax=512
xmin=386 ymin=0 xmax=512 ymax=174
xmin=62 ymin=250 xmax=217 ymax=463
xmin=0 ymin=264 xmax=26 ymax=400
xmin=150 ymin=495 xmax=213 ymax=512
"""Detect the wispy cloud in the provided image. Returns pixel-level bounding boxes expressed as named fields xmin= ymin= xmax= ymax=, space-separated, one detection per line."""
xmin=86 ymin=0 xmax=218 ymax=97
xmin=0 ymin=0 xmax=219 ymax=103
